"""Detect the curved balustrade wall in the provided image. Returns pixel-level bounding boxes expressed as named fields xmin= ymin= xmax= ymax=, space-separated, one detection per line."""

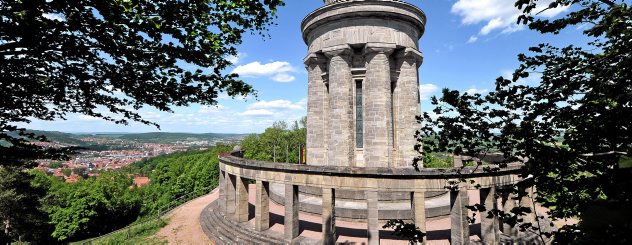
xmin=215 ymin=152 xmax=527 ymax=244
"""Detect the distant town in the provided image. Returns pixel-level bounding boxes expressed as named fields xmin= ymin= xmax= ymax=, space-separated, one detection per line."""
xmin=30 ymin=131 xmax=246 ymax=184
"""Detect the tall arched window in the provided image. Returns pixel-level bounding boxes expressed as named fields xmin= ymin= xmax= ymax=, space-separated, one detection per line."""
xmin=355 ymin=80 xmax=363 ymax=148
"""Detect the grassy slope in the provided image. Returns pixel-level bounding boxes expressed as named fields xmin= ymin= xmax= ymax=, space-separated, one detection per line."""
xmin=71 ymin=218 xmax=167 ymax=245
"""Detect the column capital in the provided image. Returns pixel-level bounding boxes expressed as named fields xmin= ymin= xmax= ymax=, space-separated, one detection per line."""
xmin=322 ymin=44 xmax=352 ymax=58
xmin=395 ymin=48 xmax=424 ymax=66
xmin=364 ymin=42 xmax=397 ymax=55
xmin=303 ymin=52 xmax=327 ymax=67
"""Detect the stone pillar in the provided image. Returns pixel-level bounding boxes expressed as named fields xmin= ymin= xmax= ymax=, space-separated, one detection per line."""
xmin=519 ymin=186 xmax=536 ymax=229
xmin=219 ymin=170 xmax=226 ymax=213
xmin=255 ymin=180 xmax=270 ymax=231
xmin=366 ymin=190 xmax=380 ymax=245
xmin=235 ymin=176 xmax=249 ymax=222
xmin=412 ymin=191 xmax=427 ymax=244
xmin=363 ymin=43 xmax=396 ymax=168
xmin=226 ymin=174 xmax=237 ymax=217
xmin=393 ymin=48 xmax=423 ymax=168
xmin=285 ymin=184 xmax=300 ymax=241
xmin=501 ymin=188 xmax=518 ymax=236
xmin=479 ymin=187 xmax=500 ymax=244
xmin=450 ymin=188 xmax=470 ymax=245
xmin=323 ymin=45 xmax=354 ymax=167
xmin=322 ymin=188 xmax=336 ymax=244
xmin=305 ymin=53 xmax=328 ymax=166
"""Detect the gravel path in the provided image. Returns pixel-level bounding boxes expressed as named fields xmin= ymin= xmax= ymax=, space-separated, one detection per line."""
xmin=153 ymin=190 xmax=219 ymax=245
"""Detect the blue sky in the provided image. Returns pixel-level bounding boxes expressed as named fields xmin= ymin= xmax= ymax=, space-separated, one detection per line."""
xmin=24 ymin=0 xmax=588 ymax=134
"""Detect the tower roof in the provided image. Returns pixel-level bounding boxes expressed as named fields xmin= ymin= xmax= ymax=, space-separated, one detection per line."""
xmin=324 ymin=0 xmax=399 ymax=5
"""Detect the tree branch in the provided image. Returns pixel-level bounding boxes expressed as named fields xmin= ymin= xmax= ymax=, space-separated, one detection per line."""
xmin=597 ymin=0 xmax=616 ymax=7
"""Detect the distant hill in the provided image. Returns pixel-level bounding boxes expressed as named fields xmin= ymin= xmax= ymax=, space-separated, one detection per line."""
xmin=116 ymin=132 xmax=246 ymax=143
xmin=15 ymin=130 xmax=247 ymax=144
xmin=8 ymin=130 xmax=86 ymax=145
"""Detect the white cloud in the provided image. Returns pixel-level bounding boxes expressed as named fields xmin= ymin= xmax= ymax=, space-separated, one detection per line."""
xmin=239 ymin=109 xmax=274 ymax=117
xmin=198 ymin=105 xmax=226 ymax=114
xmin=232 ymin=61 xmax=297 ymax=82
xmin=419 ymin=83 xmax=440 ymax=101
xmin=272 ymin=73 xmax=296 ymax=83
xmin=465 ymin=87 xmax=489 ymax=94
xmin=248 ymin=99 xmax=305 ymax=111
xmin=227 ymin=53 xmax=246 ymax=65
xmin=467 ymin=36 xmax=478 ymax=43
xmin=452 ymin=0 xmax=568 ymax=40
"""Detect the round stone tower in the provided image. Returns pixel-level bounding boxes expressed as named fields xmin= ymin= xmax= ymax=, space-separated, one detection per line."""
xmin=303 ymin=0 xmax=426 ymax=168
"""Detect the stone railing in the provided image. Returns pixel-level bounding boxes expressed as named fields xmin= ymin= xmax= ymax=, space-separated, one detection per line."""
xmin=217 ymin=152 xmax=527 ymax=244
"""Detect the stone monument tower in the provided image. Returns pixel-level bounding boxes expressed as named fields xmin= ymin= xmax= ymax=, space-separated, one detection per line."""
xmin=210 ymin=2 xmax=529 ymax=244
xmin=304 ymin=0 xmax=426 ymax=168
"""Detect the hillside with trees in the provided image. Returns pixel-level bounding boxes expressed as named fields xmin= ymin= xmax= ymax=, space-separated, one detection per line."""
xmin=1 ymin=0 xmax=284 ymax=242
xmin=240 ymin=118 xmax=307 ymax=164
xmin=0 ymin=144 xmax=231 ymax=243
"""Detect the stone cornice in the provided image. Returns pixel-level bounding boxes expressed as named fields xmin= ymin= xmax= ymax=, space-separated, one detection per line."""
xmin=322 ymin=44 xmax=352 ymax=58
xmin=363 ymin=42 xmax=397 ymax=55
xmin=302 ymin=0 xmax=426 ymax=44
xmin=395 ymin=47 xmax=424 ymax=66
xmin=303 ymin=52 xmax=327 ymax=67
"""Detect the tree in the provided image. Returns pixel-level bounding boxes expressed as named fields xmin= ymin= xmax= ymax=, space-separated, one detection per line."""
xmin=0 ymin=167 xmax=54 ymax=244
xmin=415 ymin=0 xmax=631 ymax=243
xmin=48 ymin=161 xmax=63 ymax=169
xmin=241 ymin=118 xmax=307 ymax=163
xmin=60 ymin=168 xmax=71 ymax=177
xmin=44 ymin=171 xmax=142 ymax=241
xmin=0 ymin=0 xmax=285 ymax=166
xmin=0 ymin=1 xmax=284 ymax=242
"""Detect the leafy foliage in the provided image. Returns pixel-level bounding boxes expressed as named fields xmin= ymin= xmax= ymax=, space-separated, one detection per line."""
xmin=0 ymin=167 xmax=55 ymax=244
xmin=415 ymin=0 xmax=632 ymax=243
xmin=240 ymin=118 xmax=307 ymax=163
xmin=133 ymin=144 xmax=232 ymax=216
xmin=382 ymin=220 xmax=425 ymax=244
xmin=0 ymin=0 xmax=284 ymax=167
xmin=42 ymin=171 xmax=143 ymax=241
xmin=0 ymin=0 xmax=284 ymax=242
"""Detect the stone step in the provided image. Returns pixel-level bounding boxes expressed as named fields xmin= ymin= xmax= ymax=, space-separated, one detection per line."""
xmin=217 ymin=213 xmax=283 ymax=244
xmin=200 ymin=201 xmax=286 ymax=245
xmin=201 ymin=206 xmax=236 ymax=244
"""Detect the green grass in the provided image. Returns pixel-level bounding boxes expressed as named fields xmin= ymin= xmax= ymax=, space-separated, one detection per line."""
xmin=619 ymin=156 xmax=632 ymax=169
xmin=71 ymin=218 xmax=167 ymax=245
xmin=423 ymin=153 xmax=453 ymax=168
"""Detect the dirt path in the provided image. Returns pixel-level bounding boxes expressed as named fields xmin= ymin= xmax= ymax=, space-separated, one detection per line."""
xmin=153 ymin=189 xmax=218 ymax=245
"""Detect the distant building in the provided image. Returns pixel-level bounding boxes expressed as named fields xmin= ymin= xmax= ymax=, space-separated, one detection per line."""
xmin=133 ymin=176 xmax=150 ymax=187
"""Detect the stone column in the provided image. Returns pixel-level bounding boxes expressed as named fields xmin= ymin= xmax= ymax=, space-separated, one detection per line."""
xmin=366 ymin=190 xmax=380 ymax=245
xmin=393 ymin=48 xmax=423 ymax=168
xmin=450 ymin=188 xmax=470 ymax=245
xmin=322 ymin=188 xmax=336 ymax=244
xmin=412 ymin=191 xmax=427 ymax=245
xmin=305 ymin=53 xmax=328 ymax=166
xmin=363 ymin=43 xmax=396 ymax=167
xmin=235 ymin=176 xmax=249 ymax=222
xmin=519 ymin=186 xmax=536 ymax=230
xmin=323 ymin=45 xmax=354 ymax=167
xmin=285 ymin=184 xmax=300 ymax=241
xmin=219 ymin=170 xmax=226 ymax=213
xmin=479 ymin=187 xmax=500 ymax=244
xmin=226 ymin=174 xmax=237 ymax=217
xmin=501 ymin=187 xmax=518 ymax=237
xmin=255 ymin=180 xmax=270 ymax=231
